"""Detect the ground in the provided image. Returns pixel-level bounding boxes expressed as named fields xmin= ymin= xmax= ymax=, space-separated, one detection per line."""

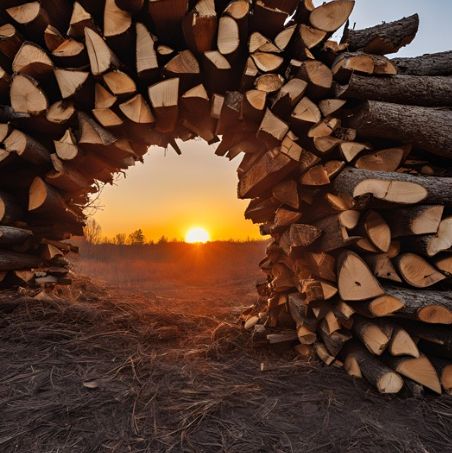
xmin=0 ymin=242 xmax=451 ymax=452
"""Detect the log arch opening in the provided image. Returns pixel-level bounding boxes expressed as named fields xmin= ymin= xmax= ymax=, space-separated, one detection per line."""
xmin=0 ymin=1 xmax=451 ymax=395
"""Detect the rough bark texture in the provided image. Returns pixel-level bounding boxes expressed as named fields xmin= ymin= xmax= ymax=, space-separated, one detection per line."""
xmin=347 ymin=101 xmax=452 ymax=160
xmin=343 ymin=14 xmax=419 ymax=55
xmin=333 ymin=167 xmax=452 ymax=207
xmin=392 ymin=51 xmax=452 ymax=76
xmin=385 ymin=285 xmax=452 ymax=321
xmin=336 ymin=74 xmax=452 ymax=107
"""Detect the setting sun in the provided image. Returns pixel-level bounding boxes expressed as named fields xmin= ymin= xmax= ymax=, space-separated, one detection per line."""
xmin=185 ymin=227 xmax=210 ymax=244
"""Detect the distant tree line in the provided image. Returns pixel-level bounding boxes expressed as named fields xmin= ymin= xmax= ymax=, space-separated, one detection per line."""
xmin=83 ymin=219 xmax=174 ymax=245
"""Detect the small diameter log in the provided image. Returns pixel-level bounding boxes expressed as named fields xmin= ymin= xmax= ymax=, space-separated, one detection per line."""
xmin=336 ymin=74 xmax=452 ymax=107
xmin=350 ymin=293 xmax=404 ymax=318
xmin=0 ymin=250 xmax=41 ymax=271
xmin=392 ymin=51 xmax=452 ymax=76
xmin=343 ymin=14 xmax=419 ymax=54
xmin=337 ymin=251 xmax=384 ymax=301
xmin=333 ymin=167 xmax=452 ymax=206
xmin=385 ymin=355 xmax=442 ymax=394
xmin=0 ymin=226 xmax=32 ymax=247
xmin=347 ymin=100 xmax=452 ymax=160
xmin=344 ymin=342 xmax=404 ymax=394
xmin=395 ymin=253 xmax=446 ymax=288
xmin=384 ymin=285 xmax=452 ymax=325
xmin=353 ymin=316 xmax=392 ymax=356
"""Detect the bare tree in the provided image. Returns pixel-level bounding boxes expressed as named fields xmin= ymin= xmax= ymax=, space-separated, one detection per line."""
xmin=113 ymin=233 xmax=127 ymax=245
xmin=84 ymin=218 xmax=102 ymax=244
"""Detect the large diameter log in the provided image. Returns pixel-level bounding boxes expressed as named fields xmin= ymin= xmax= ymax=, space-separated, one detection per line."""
xmin=384 ymin=285 xmax=452 ymax=325
xmin=333 ymin=167 xmax=452 ymax=206
xmin=344 ymin=342 xmax=404 ymax=394
xmin=0 ymin=250 xmax=41 ymax=271
xmin=336 ymin=74 xmax=452 ymax=107
xmin=343 ymin=14 xmax=419 ymax=55
xmin=347 ymin=100 xmax=452 ymax=159
xmin=392 ymin=51 xmax=452 ymax=76
xmin=238 ymin=149 xmax=298 ymax=199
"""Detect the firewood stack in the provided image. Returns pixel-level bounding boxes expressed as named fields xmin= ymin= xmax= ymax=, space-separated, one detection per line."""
xmin=0 ymin=0 xmax=450 ymax=393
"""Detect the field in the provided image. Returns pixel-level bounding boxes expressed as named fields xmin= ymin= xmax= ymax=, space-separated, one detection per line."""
xmin=0 ymin=241 xmax=451 ymax=452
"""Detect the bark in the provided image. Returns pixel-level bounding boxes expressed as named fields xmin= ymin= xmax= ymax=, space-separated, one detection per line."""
xmin=384 ymin=285 xmax=452 ymax=324
xmin=343 ymin=14 xmax=419 ymax=54
xmin=333 ymin=167 xmax=452 ymax=207
xmin=392 ymin=51 xmax=452 ymax=76
xmin=0 ymin=251 xmax=41 ymax=271
xmin=344 ymin=342 xmax=404 ymax=394
xmin=0 ymin=226 xmax=32 ymax=247
xmin=336 ymin=74 xmax=452 ymax=107
xmin=347 ymin=101 xmax=452 ymax=160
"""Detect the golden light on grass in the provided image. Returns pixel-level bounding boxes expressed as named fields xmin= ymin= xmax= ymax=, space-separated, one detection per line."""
xmin=185 ymin=227 xmax=210 ymax=244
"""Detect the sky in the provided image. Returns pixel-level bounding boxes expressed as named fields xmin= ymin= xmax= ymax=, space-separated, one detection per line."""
xmin=93 ymin=0 xmax=451 ymax=242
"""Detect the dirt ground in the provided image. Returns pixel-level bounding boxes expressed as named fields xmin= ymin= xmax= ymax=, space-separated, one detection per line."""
xmin=1 ymin=246 xmax=452 ymax=452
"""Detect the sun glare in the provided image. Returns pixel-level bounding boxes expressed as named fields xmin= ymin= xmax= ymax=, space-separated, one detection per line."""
xmin=185 ymin=227 xmax=210 ymax=244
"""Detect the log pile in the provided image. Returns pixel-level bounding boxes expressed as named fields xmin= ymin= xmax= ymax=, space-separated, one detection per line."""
xmin=0 ymin=1 xmax=450 ymax=395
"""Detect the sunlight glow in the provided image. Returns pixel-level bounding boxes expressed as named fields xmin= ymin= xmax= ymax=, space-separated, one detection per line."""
xmin=185 ymin=227 xmax=210 ymax=244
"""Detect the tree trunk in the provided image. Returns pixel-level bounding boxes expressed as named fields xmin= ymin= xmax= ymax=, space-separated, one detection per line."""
xmin=336 ymin=74 xmax=452 ymax=107
xmin=392 ymin=51 xmax=452 ymax=76
xmin=343 ymin=14 xmax=419 ymax=55
xmin=347 ymin=100 xmax=452 ymax=159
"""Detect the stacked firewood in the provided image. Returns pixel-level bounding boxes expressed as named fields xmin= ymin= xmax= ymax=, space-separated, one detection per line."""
xmin=0 ymin=1 xmax=450 ymax=394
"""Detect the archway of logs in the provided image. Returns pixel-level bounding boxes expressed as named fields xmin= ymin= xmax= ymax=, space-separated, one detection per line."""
xmin=0 ymin=0 xmax=451 ymax=395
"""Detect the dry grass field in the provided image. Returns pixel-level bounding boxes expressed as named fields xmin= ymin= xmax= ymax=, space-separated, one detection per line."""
xmin=1 ymin=241 xmax=451 ymax=452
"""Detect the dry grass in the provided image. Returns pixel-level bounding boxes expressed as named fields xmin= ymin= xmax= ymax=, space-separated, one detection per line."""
xmin=0 ymin=277 xmax=451 ymax=453
xmin=1 ymin=242 xmax=452 ymax=452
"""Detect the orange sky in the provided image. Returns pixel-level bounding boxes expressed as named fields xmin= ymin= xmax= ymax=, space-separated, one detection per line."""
xmin=93 ymin=140 xmax=262 ymax=242
xmin=92 ymin=1 xmax=450 ymax=242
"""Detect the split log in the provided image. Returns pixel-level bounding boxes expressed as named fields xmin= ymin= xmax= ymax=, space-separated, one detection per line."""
xmin=402 ymin=217 xmax=452 ymax=257
xmin=392 ymin=51 xmax=452 ymax=76
xmin=4 ymin=129 xmax=51 ymax=166
xmin=388 ymin=326 xmax=419 ymax=358
xmin=135 ymin=22 xmax=158 ymax=82
xmin=353 ymin=316 xmax=392 ymax=355
xmin=430 ymin=357 xmax=452 ymax=395
xmin=148 ymin=78 xmax=179 ymax=133
xmin=383 ymin=205 xmax=444 ymax=238
xmin=385 ymin=355 xmax=442 ymax=394
xmin=337 ymin=251 xmax=384 ymax=301
xmin=238 ymin=149 xmax=298 ymax=199
xmin=347 ymin=101 xmax=452 ymax=160
xmin=343 ymin=14 xmax=419 ymax=54
xmin=336 ymin=74 xmax=452 ymax=107
xmin=333 ymin=167 xmax=452 ymax=206
xmin=84 ymin=27 xmax=119 ymax=76
xmin=395 ymin=253 xmax=446 ymax=288
xmin=182 ymin=0 xmax=217 ymax=54
xmin=344 ymin=342 xmax=404 ymax=394
xmin=10 ymin=74 xmax=48 ymax=115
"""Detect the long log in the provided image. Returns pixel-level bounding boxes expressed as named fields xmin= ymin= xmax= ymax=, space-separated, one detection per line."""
xmin=347 ymin=101 xmax=452 ymax=160
xmin=0 ymin=225 xmax=33 ymax=247
xmin=333 ymin=167 xmax=452 ymax=206
xmin=392 ymin=51 xmax=452 ymax=76
xmin=343 ymin=14 xmax=419 ymax=55
xmin=336 ymin=74 xmax=452 ymax=107
xmin=0 ymin=250 xmax=41 ymax=271
xmin=384 ymin=285 xmax=452 ymax=325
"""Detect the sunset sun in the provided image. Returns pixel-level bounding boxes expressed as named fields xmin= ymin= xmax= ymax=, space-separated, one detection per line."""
xmin=185 ymin=227 xmax=210 ymax=244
